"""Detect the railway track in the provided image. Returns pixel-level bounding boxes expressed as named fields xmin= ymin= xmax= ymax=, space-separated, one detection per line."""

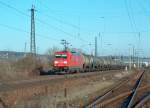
xmin=0 ymin=69 xmax=126 ymax=107
xmin=83 ymin=69 xmax=150 ymax=108
xmin=0 ymin=69 xmax=122 ymax=87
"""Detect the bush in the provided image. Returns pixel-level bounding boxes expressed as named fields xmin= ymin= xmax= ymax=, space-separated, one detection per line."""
xmin=13 ymin=56 xmax=42 ymax=76
xmin=0 ymin=56 xmax=42 ymax=81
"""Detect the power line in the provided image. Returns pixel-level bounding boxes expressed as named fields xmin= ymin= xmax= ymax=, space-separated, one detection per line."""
xmin=0 ymin=23 xmax=59 ymax=41
xmin=35 ymin=17 xmax=89 ymax=43
xmin=124 ymin=0 xmax=137 ymax=33
xmin=38 ymin=0 xmax=142 ymax=36
xmin=0 ymin=1 xmax=29 ymax=17
xmin=101 ymin=31 xmax=138 ymax=34
xmin=37 ymin=11 xmax=80 ymax=29
xmin=134 ymin=0 xmax=150 ymax=32
xmin=0 ymin=1 xmax=88 ymax=43
xmin=0 ymin=17 xmax=144 ymax=37
xmin=140 ymin=29 xmax=150 ymax=33
xmin=136 ymin=0 xmax=150 ymax=23
xmin=36 ymin=13 xmax=89 ymax=42
xmin=36 ymin=17 xmax=89 ymax=43
xmin=0 ymin=23 xmax=29 ymax=33
xmin=128 ymin=0 xmax=138 ymax=32
xmin=36 ymin=19 xmax=76 ymax=39
xmin=37 ymin=0 xmax=89 ymax=43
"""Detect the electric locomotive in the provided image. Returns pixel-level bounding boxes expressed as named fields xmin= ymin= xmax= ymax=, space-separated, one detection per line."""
xmin=53 ymin=50 xmax=125 ymax=73
xmin=53 ymin=50 xmax=84 ymax=73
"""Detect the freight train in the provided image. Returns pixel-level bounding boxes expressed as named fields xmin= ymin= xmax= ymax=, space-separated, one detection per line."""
xmin=52 ymin=49 xmax=125 ymax=74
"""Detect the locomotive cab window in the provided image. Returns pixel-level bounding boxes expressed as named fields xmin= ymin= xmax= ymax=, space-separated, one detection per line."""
xmin=71 ymin=51 xmax=80 ymax=55
xmin=55 ymin=54 xmax=67 ymax=58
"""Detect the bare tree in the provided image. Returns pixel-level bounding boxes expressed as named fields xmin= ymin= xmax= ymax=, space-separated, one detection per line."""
xmin=46 ymin=46 xmax=60 ymax=56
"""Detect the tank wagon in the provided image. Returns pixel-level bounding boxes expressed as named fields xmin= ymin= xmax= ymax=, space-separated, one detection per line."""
xmin=53 ymin=50 xmax=125 ymax=73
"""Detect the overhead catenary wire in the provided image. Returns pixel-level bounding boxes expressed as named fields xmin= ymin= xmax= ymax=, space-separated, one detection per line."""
xmin=124 ymin=0 xmax=145 ymax=66
xmin=128 ymin=0 xmax=138 ymax=32
xmin=0 ymin=23 xmax=59 ymax=41
xmin=35 ymin=15 xmax=89 ymax=43
xmin=0 ymin=1 xmax=30 ymax=17
xmin=37 ymin=11 xmax=80 ymax=29
xmin=124 ymin=0 xmax=137 ymax=33
xmin=35 ymin=0 xmax=90 ymax=43
xmin=39 ymin=1 xmax=150 ymax=35
xmin=1 ymin=0 xmax=145 ymax=43
xmin=136 ymin=0 xmax=150 ymax=32
xmin=37 ymin=0 xmax=80 ymax=29
xmin=2 ymin=0 xmax=149 ymax=48
xmin=0 ymin=1 xmax=89 ymax=43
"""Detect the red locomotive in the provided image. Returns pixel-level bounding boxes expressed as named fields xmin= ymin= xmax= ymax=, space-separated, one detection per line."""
xmin=52 ymin=49 xmax=125 ymax=74
xmin=53 ymin=50 xmax=84 ymax=73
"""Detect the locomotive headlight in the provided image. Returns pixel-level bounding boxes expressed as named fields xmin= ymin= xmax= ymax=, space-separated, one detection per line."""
xmin=64 ymin=61 xmax=67 ymax=64
xmin=54 ymin=61 xmax=58 ymax=64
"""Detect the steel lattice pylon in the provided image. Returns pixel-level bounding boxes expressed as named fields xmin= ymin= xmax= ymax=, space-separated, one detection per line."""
xmin=30 ymin=5 xmax=36 ymax=56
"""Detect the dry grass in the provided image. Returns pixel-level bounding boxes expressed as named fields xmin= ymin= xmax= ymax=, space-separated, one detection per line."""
xmin=10 ymin=71 xmax=131 ymax=108
xmin=0 ymin=56 xmax=42 ymax=81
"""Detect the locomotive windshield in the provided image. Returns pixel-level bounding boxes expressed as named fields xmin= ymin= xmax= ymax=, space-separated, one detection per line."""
xmin=55 ymin=54 xmax=67 ymax=58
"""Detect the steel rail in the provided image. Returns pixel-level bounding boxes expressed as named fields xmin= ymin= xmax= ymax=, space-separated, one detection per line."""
xmin=96 ymin=85 xmax=150 ymax=108
xmin=84 ymin=71 xmax=143 ymax=108
xmin=84 ymin=71 xmax=139 ymax=108
xmin=134 ymin=93 xmax=150 ymax=108
xmin=84 ymin=78 xmax=130 ymax=108
xmin=121 ymin=71 xmax=145 ymax=108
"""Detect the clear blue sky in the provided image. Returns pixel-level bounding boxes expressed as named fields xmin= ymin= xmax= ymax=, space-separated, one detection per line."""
xmin=0 ymin=0 xmax=150 ymax=56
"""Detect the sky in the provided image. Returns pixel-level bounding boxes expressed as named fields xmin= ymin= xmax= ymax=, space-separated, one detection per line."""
xmin=0 ymin=0 xmax=150 ymax=56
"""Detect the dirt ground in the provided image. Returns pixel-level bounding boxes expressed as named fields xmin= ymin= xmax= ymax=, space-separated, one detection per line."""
xmin=9 ymin=70 xmax=132 ymax=108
